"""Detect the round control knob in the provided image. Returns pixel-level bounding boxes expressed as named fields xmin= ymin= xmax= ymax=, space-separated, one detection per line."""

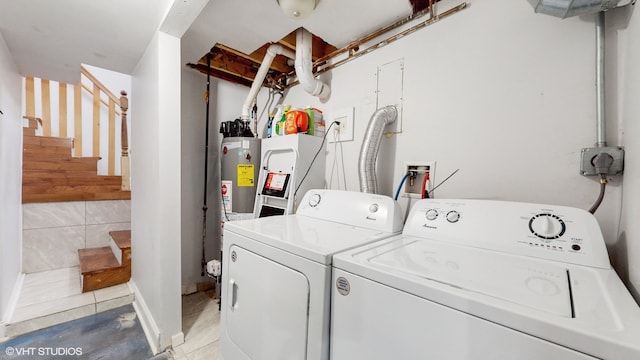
xmin=369 ymin=204 xmax=379 ymax=213
xmin=529 ymin=213 xmax=566 ymax=240
xmin=425 ymin=209 xmax=438 ymax=220
xmin=308 ymin=193 xmax=321 ymax=207
xmin=446 ymin=211 xmax=460 ymax=223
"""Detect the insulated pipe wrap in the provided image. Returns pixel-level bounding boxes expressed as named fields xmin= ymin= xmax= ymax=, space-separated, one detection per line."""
xmin=358 ymin=106 xmax=397 ymax=194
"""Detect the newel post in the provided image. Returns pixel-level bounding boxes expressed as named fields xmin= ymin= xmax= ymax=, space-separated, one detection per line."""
xmin=120 ymin=91 xmax=131 ymax=191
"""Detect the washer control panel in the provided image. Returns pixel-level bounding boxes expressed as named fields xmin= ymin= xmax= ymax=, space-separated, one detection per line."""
xmin=404 ymin=199 xmax=610 ymax=269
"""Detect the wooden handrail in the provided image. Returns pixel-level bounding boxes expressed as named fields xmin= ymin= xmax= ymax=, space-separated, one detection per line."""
xmin=80 ymin=83 xmax=121 ymax=115
xmin=81 ymin=66 xmax=120 ymax=103
xmin=24 ymin=70 xmax=130 ymax=180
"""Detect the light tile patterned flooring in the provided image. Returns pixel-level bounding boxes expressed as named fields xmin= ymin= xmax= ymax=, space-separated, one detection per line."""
xmin=170 ymin=290 xmax=221 ymax=360
xmin=2 ymin=268 xmax=221 ymax=359
xmin=5 ymin=267 xmax=133 ymax=338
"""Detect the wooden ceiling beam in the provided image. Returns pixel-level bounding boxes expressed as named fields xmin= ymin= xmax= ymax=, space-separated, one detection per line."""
xmin=187 ymin=63 xmax=253 ymax=88
xmin=277 ymin=30 xmax=338 ymax=61
xmin=189 ymin=30 xmax=338 ymax=88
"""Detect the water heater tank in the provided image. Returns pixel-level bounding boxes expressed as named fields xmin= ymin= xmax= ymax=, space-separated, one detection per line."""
xmin=527 ymin=0 xmax=621 ymax=18
xmin=221 ymin=137 xmax=261 ymax=214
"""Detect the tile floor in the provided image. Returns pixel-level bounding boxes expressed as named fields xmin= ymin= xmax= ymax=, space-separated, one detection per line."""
xmin=2 ymin=267 xmax=220 ymax=360
xmin=3 ymin=267 xmax=133 ymax=339
xmin=170 ymin=290 xmax=221 ymax=360
xmin=0 ymin=304 xmax=166 ymax=360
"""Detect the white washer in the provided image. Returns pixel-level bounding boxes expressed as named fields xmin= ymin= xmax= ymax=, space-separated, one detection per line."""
xmin=331 ymin=199 xmax=640 ymax=360
xmin=220 ymin=189 xmax=403 ymax=360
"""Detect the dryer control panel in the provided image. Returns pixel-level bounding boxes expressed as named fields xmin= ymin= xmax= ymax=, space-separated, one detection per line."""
xmin=297 ymin=189 xmax=404 ymax=233
xmin=403 ymin=199 xmax=611 ymax=269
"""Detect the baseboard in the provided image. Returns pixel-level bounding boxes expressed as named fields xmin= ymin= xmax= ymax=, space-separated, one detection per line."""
xmin=181 ymin=280 xmax=214 ymax=295
xmin=129 ymin=281 xmax=161 ymax=355
xmin=0 ymin=322 xmax=6 ymax=339
xmin=171 ymin=331 xmax=185 ymax=348
xmin=3 ymin=273 xmax=25 ymax=324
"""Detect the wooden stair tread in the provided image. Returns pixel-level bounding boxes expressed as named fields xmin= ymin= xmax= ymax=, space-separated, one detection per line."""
xmin=23 ymin=184 xmax=123 ymax=193
xmin=23 ymin=145 xmax=72 ymax=157
xmin=22 ymin=174 xmax=122 ymax=186
xmin=23 ymin=170 xmax=101 ymax=178
xmin=23 ymin=135 xmax=73 ymax=148
xmin=79 ymin=247 xmax=120 ymax=274
xmin=22 ymin=190 xmax=131 ymax=203
xmin=23 ymin=158 xmax=100 ymax=171
xmin=23 ymin=152 xmax=75 ymax=161
xmin=109 ymin=230 xmax=131 ymax=249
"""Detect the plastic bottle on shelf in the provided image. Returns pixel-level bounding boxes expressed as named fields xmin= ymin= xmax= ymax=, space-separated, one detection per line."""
xmin=280 ymin=105 xmax=291 ymax=135
xmin=266 ymin=113 xmax=274 ymax=138
xmin=272 ymin=105 xmax=284 ymax=137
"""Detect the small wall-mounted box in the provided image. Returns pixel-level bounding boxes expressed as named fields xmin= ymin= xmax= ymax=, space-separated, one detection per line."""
xmin=404 ymin=162 xmax=435 ymax=198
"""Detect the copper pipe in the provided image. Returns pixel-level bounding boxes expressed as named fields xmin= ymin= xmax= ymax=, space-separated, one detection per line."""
xmin=313 ymin=3 xmax=467 ymax=76
xmin=313 ymin=6 xmax=435 ymax=65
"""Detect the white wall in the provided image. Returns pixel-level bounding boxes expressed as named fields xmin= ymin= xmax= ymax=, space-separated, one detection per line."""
xmin=179 ymin=58 xmax=249 ymax=288
xmin=130 ymin=31 xmax=182 ymax=351
xmin=257 ymin=0 xmax=627 ymax=271
xmin=615 ymin=4 xmax=640 ymax=301
xmin=0 ymin=31 xmax=23 ymax=325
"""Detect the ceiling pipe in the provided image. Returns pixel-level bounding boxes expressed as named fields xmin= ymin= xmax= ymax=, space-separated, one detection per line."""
xmin=295 ymin=28 xmax=331 ymax=101
xmin=595 ymin=11 xmax=606 ymax=148
xmin=241 ymin=44 xmax=295 ymax=121
xmin=526 ymin=0 xmax=624 ymax=18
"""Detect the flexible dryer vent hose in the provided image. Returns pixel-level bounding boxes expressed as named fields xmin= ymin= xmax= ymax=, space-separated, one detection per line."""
xmin=358 ymin=105 xmax=397 ymax=194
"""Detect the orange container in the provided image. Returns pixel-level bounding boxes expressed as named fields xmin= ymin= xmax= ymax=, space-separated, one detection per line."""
xmin=284 ymin=110 xmax=309 ymax=134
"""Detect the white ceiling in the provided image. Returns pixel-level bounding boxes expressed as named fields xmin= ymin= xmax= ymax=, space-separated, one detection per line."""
xmin=0 ymin=0 xmax=415 ymax=84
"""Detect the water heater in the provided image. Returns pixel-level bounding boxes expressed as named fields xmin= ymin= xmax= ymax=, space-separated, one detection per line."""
xmin=220 ymin=137 xmax=261 ymax=215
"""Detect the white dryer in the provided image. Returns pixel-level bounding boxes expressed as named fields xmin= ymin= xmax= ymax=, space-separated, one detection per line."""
xmin=220 ymin=189 xmax=403 ymax=360
xmin=330 ymin=199 xmax=640 ymax=360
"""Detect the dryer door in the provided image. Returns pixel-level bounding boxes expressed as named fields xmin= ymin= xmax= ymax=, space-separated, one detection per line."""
xmin=226 ymin=245 xmax=310 ymax=360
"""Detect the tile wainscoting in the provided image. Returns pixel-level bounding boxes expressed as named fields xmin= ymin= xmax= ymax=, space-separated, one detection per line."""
xmin=22 ymin=200 xmax=131 ymax=273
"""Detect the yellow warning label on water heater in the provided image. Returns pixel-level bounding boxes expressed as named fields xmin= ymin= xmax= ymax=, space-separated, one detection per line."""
xmin=237 ymin=164 xmax=255 ymax=187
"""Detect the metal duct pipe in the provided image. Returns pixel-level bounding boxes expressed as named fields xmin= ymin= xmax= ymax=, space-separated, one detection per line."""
xmin=295 ymin=28 xmax=331 ymax=100
xmin=358 ymin=106 xmax=397 ymax=194
xmin=526 ymin=0 xmax=622 ymax=18
xmin=241 ymin=44 xmax=295 ymax=121
xmin=596 ymin=11 xmax=606 ymax=147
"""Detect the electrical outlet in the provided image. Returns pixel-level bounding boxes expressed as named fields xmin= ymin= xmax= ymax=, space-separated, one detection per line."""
xmin=403 ymin=162 xmax=436 ymax=198
xmin=328 ymin=107 xmax=354 ymax=143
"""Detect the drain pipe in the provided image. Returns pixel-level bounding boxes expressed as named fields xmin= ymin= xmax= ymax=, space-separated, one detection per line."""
xmin=241 ymin=44 xmax=295 ymax=121
xmin=358 ymin=106 xmax=397 ymax=194
xmin=295 ymin=28 xmax=331 ymax=100
xmin=595 ymin=11 xmax=606 ymax=148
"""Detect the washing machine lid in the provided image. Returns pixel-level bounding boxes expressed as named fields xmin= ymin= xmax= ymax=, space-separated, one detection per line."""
xmin=225 ymin=215 xmax=394 ymax=264
xmin=363 ymin=237 xmax=573 ymax=316
xmin=334 ymin=235 xmax=640 ymax=358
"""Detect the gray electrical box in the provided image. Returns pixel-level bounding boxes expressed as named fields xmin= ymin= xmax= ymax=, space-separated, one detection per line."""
xmin=580 ymin=146 xmax=624 ymax=176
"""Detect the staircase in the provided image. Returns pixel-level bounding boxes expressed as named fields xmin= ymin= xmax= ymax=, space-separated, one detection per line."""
xmin=22 ymin=119 xmax=133 ymax=292
xmin=79 ymin=230 xmax=132 ymax=292
xmin=22 ymin=117 xmax=131 ymax=203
